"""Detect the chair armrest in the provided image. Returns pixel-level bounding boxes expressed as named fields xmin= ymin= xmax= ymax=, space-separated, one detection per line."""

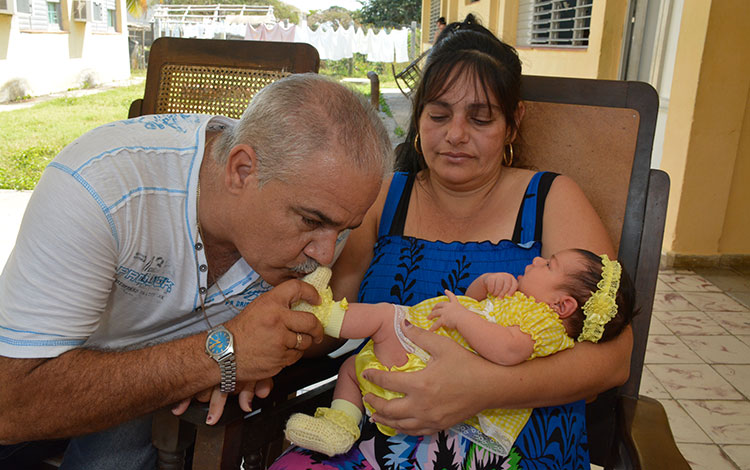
xmin=128 ymin=99 xmax=143 ymax=118
xmin=617 ymin=395 xmax=690 ymax=470
xmin=153 ymin=354 xmax=347 ymax=469
xmin=176 ymin=353 xmax=348 ymax=427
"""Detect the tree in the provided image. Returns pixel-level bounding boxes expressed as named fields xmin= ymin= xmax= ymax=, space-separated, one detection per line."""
xmin=307 ymin=6 xmax=356 ymax=29
xmin=126 ymin=0 xmax=148 ymax=18
xmin=357 ymin=0 xmax=421 ymax=28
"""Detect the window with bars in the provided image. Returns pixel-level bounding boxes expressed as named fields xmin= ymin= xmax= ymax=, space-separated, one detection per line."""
xmin=517 ymin=0 xmax=593 ymax=49
xmin=428 ymin=0 xmax=441 ymax=43
xmin=15 ymin=0 xmax=30 ymax=14
xmin=47 ymin=0 xmax=61 ymax=28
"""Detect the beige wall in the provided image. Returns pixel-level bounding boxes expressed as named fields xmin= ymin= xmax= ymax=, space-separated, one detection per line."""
xmin=660 ymin=0 xmax=750 ymax=257
xmin=514 ymin=0 xmax=627 ymax=79
xmin=0 ymin=0 xmax=129 ymax=102
xmin=422 ymin=0 xmax=750 ymax=261
xmin=422 ymin=0 xmax=627 ymax=79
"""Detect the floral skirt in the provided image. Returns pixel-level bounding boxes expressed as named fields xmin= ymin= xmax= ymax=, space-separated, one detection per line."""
xmin=271 ymin=401 xmax=590 ymax=470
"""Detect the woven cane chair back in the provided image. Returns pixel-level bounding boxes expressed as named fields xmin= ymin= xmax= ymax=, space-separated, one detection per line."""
xmin=129 ymin=37 xmax=319 ymax=119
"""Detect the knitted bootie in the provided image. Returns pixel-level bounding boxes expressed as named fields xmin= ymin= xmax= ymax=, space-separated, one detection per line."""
xmin=292 ymin=266 xmax=348 ymax=337
xmin=284 ymin=407 xmax=361 ymax=457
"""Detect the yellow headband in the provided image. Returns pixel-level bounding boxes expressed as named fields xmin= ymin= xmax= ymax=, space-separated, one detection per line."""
xmin=577 ymin=254 xmax=621 ymax=343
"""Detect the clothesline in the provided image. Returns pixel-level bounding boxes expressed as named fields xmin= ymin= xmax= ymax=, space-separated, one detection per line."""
xmin=155 ymin=19 xmax=411 ymax=63
xmin=287 ymin=21 xmax=410 ymax=63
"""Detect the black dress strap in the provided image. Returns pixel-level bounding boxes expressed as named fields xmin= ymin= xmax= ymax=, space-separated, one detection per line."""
xmin=387 ymin=172 xmax=416 ymax=237
xmin=511 ymin=171 xmax=560 ymax=244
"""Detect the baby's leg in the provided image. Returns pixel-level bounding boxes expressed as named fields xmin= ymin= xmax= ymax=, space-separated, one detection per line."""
xmin=284 ymin=356 xmax=362 ymax=456
xmin=334 ymin=356 xmax=365 ymax=412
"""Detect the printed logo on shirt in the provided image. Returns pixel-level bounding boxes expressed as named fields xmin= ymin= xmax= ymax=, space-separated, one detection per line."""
xmin=121 ymin=114 xmax=202 ymax=134
xmin=219 ymin=281 xmax=273 ymax=312
xmin=115 ymin=252 xmax=176 ymax=300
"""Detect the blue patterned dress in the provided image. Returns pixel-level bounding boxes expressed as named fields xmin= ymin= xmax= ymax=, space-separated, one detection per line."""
xmin=272 ymin=171 xmax=590 ymax=470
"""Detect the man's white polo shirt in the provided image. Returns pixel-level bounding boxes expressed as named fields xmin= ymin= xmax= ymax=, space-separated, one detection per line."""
xmin=0 ymin=114 xmax=273 ymax=358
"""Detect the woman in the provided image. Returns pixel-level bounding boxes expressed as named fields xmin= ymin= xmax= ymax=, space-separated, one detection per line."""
xmin=273 ymin=15 xmax=632 ymax=469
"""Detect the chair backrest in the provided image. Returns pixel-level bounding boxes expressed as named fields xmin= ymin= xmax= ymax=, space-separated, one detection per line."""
xmin=128 ymin=37 xmax=320 ymax=119
xmin=517 ymin=75 xmax=666 ymax=465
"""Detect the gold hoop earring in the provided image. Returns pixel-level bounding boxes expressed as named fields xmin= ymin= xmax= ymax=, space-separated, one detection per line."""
xmin=413 ymin=133 xmax=422 ymax=155
xmin=503 ymin=143 xmax=514 ymax=167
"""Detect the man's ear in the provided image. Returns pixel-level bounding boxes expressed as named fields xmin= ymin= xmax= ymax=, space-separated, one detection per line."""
xmin=552 ymin=295 xmax=578 ymax=319
xmin=225 ymin=144 xmax=258 ymax=194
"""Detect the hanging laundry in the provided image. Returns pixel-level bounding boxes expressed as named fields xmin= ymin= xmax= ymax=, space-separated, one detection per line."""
xmin=292 ymin=20 xmax=410 ymax=63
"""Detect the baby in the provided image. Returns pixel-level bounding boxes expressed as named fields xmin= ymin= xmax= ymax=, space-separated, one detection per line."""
xmin=285 ymin=249 xmax=635 ymax=457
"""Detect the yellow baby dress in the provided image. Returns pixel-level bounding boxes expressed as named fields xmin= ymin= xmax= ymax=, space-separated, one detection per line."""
xmin=355 ymin=291 xmax=575 ymax=456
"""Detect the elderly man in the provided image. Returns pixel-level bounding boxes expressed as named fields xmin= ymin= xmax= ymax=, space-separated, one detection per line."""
xmin=0 ymin=73 xmax=391 ymax=468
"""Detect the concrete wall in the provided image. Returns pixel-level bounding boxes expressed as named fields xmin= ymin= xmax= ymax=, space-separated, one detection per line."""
xmin=423 ymin=0 xmax=627 ymax=80
xmin=514 ymin=0 xmax=627 ymax=79
xmin=660 ymin=0 xmax=750 ymax=261
xmin=0 ymin=0 xmax=129 ymax=102
xmin=421 ymin=0 xmax=750 ymax=264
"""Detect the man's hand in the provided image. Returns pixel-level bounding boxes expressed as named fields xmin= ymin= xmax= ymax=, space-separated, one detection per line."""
xmin=360 ymin=322 xmax=488 ymax=435
xmin=428 ymin=290 xmax=469 ymax=331
xmin=483 ymin=272 xmax=518 ymax=298
xmin=226 ymin=279 xmax=325 ymax=382
xmin=176 ymin=279 xmax=325 ymax=424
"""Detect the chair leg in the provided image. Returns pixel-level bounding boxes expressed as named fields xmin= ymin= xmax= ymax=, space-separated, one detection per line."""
xmin=192 ymin=419 xmax=243 ymax=470
xmin=152 ymin=408 xmax=196 ymax=470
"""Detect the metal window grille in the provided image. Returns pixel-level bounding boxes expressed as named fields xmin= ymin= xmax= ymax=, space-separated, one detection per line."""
xmin=428 ymin=0 xmax=440 ymax=42
xmin=517 ymin=0 xmax=592 ymax=49
xmin=93 ymin=1 xmax=102 ymax=21
xmin=15 ymin=0 xmax=30 ymax=14
xmin=46 ymin=1 xmax=61 ymax=25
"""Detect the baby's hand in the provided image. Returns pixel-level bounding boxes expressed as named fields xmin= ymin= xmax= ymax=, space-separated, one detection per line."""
xmin=428 ymin=290 xmax=467 ymax=331
xmin=484 ymin=272 xmax=518 ymax=298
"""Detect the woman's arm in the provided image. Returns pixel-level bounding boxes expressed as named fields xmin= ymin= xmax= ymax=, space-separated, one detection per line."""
xmin=540 ymin=174 xmax=615 ymax=257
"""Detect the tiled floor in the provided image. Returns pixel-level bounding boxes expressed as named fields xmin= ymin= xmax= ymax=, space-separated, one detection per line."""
xmin=643 ymin=267 xmax=750 ymax=470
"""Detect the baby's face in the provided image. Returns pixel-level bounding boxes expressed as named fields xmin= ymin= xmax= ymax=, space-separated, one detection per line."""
xmin=516 ymin=250 xmax=584 ymax=305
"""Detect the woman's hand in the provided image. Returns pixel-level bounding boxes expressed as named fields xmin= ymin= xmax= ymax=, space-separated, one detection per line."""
xmin=171 ymin=378 xmax=273 ymax=425
xmin=361 ymin=322 xmax=489 ymax=435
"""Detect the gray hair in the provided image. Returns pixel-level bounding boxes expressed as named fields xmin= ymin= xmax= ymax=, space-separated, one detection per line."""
xmin=213 ymin=73 xmax=392 ymax=185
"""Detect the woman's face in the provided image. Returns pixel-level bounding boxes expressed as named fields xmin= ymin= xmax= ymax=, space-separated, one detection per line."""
xmin=418 ymin=71 xmax=511 ymax=188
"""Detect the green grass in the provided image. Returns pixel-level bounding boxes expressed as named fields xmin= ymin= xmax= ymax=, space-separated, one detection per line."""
xmin=0 ymin=66 xmax=404 ymax=191
xmin=0 ymin=81 xmax=146 ymax=190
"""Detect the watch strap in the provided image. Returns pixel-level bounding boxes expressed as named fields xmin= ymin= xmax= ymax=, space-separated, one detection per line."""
xmin=218 ymin=352 xmax=236 ymax=393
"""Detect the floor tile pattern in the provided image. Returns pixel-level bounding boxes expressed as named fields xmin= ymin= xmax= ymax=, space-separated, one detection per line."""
xmin=647 ymin=268 xmax=750 ymax=469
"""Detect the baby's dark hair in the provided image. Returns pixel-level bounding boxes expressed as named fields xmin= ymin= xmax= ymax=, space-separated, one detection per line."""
xmin=559 ymin=249 xmax=636 ymax=343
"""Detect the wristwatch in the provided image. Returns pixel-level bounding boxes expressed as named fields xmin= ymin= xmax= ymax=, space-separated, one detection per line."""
xmin=204 ymin=325 xmax=237 ymax=393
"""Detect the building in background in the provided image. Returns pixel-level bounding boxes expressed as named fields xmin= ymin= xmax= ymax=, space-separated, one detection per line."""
xmin=0 ymin=0 xmax=129 ymax=101
xmin=423 ymin=0 xmax=749 ymax=271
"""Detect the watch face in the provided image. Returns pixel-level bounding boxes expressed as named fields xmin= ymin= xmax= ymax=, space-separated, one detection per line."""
xmin=207 ymin=330 xmax=231 ymax=355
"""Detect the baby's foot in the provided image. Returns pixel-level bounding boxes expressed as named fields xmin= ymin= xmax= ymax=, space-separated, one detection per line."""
xmin=284 ymin=407 xmax=360 ymax=457
xmin=292 ymin=267 xmax=348 ymax=337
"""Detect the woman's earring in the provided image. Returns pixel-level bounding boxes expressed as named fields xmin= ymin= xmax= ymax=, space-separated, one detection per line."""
xmin=413 ymin=133 xmax=423 ymax=155
xmin=503 ymin=143 xmax=514 ymax=167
